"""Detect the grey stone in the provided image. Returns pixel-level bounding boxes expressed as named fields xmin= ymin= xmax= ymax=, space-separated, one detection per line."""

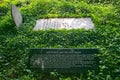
xmin=11 ymin=4 xmax=22 ymax=27
xmin=34 ymin=18 xmax=94 ymax=30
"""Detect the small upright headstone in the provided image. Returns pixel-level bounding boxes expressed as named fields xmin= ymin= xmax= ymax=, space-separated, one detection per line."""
xmin=11 ymin=4 xmax=22 ymax=27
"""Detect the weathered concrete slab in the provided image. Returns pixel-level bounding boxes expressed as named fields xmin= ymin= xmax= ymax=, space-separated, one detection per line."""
xmin=34 ymin=18 xmax=94 ymax=30
xmin=11 ymin=4 xmax=22 ymax=27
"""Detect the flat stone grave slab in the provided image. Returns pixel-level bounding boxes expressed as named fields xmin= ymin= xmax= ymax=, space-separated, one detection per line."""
xmin=11 ymin=4 xmax=22 ymax=27
xmin=34 ymin=18 xmax=94 ymax=30
xmin=28 ymin=48 xmax=99 ymax=73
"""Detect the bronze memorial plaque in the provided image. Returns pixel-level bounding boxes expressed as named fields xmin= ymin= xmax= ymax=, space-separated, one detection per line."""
xmin=28 ymin=48 xmax=99 ymax=73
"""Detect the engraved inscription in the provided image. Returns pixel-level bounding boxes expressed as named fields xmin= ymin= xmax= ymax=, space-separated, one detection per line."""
xmin=30 ymin=53 xmax=95 ymax=68
xmin=34 ymin=18 xmax=94 ymax=30
xmin=29 ymin=48 xmax=99 ymax=73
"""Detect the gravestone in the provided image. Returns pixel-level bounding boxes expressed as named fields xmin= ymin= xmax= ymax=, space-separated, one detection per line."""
xmin=34 ymin=18 xmax=94 ymax=30
xmin=11 ymin=4 xmax=22 ymax=27
xmin=28 ymin=48 xmax=99 ymax=73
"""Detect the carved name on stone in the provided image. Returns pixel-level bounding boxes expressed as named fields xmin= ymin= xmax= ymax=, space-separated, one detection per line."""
xmin=34 ymin=18 xmax=94 ymax=30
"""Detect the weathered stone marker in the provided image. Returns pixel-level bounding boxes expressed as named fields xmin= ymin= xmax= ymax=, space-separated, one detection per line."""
xmin=28 ymin=48 xmax=99 ymax=73
xmin=34 ymin=18 xmax=94 ymax=30
xmin=11 ymin=4 xmax=22 ymax=27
